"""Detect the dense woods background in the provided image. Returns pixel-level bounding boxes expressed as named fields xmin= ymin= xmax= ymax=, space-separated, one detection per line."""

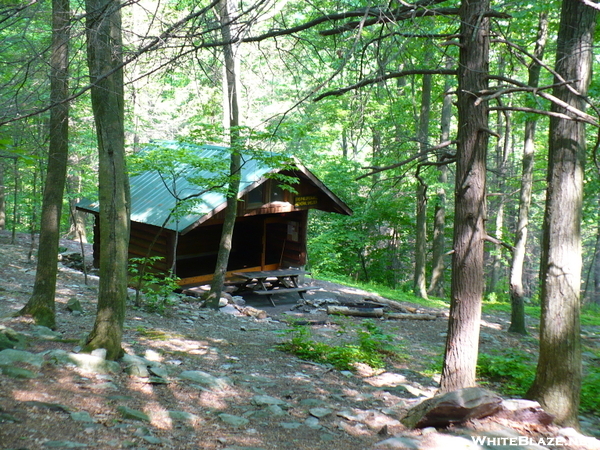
xmin=1 ymin=0 xmax=599 ymax=428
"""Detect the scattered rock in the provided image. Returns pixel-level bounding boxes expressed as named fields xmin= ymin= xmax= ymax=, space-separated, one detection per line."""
xmin=32 ymin=325 xmax=61 ymax=340
xmin=309 ymin=407 xmax=333 ymax=419
xmin=0 ymin=326 xmax=28 ymax=350
xmin=179 ymin=370 xmax=230 ymax=390
xmin=0 ymin=348 xmax=44 ymax=367
xmin=66 ymin=352 xmax=121 ymax=374
xmin=122 ymin=353 xmax=151 ymax=377
xmin=66 ymin=298 xmax=84 ymax=313
xmin=117 ymin=406 xmax=150 ymax=422
xmin=0 ymin=365 xmax=38 ymax=378
xmin=42 ymin=440 xmax=88 ymax=448
xmin=24 ymin=401 xmax=71 ymax=413
xmin=251 ymin=394 xmax=289 ymax=408
xmin=280 ymin=422 xmax=302 ymax=429
xmin=219 ymin=413 xmax=250 ymax=428
xmin=70 ymin=411 xmax=94 ymax=423
xmin=168 ymin=410 xmax=200 ymax=423
xmin=401 ymin=387 xmax=503 ymax=429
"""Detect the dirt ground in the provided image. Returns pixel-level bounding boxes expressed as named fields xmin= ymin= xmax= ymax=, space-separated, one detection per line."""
xmin=0 ymin=231 xmax=599 ymax=450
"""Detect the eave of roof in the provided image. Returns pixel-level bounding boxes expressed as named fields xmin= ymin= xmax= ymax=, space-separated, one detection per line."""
xmin=77 ymin=141 xmax=352 ymax=233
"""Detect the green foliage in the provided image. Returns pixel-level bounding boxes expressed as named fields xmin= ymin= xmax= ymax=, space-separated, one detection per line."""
xmin=477 ymin=348 xmax=537 ymax=397
xmin=476 ymin=346 xmax=600 ymax=414
xmin=129 ymin=257 xmax=181 ymax=314
xmin=277 ymin=320 xmax=404 ymax=372
xmin=581 ymin=351 xmax=600 ymax=414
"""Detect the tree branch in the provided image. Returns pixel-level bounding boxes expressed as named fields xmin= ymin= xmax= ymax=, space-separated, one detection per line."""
xmin=314 ymin=69 xmax=456 ymax=102
xmin=484 ymin=234 xmax=514 ymax=253
xmin=357 ymin=140 xmax=456 ymax=180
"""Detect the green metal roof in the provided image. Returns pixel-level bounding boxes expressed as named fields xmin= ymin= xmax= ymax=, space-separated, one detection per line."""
xmin=78 ymin=141 xmax=284 ymax=233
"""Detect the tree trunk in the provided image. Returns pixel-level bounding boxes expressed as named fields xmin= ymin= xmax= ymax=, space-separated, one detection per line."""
xmin=207 ymin=0 xmax=242 ymax=308
xmin=82 ymin=0 xmax=130 ymax=360
xmin=440 ymin=0 xmax=489 ymax=393
xmin=526 ymin=0 xmax=596 ymax=428
xmin=18 ymin=0 xmax=70 ymax=329
xmin=508 ymin=12 xmax=548 ymax=335
xmin=428 ymin=59 xmax=452 ymax=298
xmin=66 ymin=153 xmax=88 ymax=243
xmin=592 ymin=211 xmax=600 ymax=305
xmin=414 ymin=73 xmax=431 ymax=299
xmin=487 ymin=106 xmax=509 ymax=294
xmin=0 ymin=161 xmax=5 ymax=230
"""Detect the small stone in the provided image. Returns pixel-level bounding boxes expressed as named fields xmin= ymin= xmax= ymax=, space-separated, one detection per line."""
xmin=304 ymin=416 xmax=321 ymax=429
xmin=71 ymin=411 xmax=94 ymax=423
xmin=90 ymin=348 xmax=107 ymax=359
xmin=67 ymin=353 xmax=120 ymax=374
xmin=0 ymin=326 xmax=28 ymax=350
xmin=280 ymin=422 xmax=302 ymax=429
xmin=0 ymin=349 xmax=44 ymax=367
xmin=141 ymin=435 xmax=162 ymax=444
xmin=218 ymin=413 xmax=250 ymax=428
xmin=0 ymin=366 xmax=38 ymax=379
xmin=32 ymin=326 xmax=61 ymax=339
xmin=117 ymin=406 xmax=150 ymax=422
xmin=42 ymin=441 xmax=87 ymax=448
xmin=149 ymin=366 xmax=168 ymax=378
xmin=309 ymin=407 xmax=333 ymax=419
xmin=179 ymin=370 xmax=230 ymax=390
xmin=66 ymin=298 xmax=84 ymax=313
xmin=252 ymin=395 xmax=288 ymax=407
xmin=168 ymin=410 xmax=199 ymax=423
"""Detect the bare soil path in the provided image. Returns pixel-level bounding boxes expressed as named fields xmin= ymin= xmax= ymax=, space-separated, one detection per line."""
xmin=0 ymin=232 xmax=598 ymax=450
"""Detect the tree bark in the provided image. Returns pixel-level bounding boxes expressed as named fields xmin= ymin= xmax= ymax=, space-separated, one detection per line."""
xmin=526 ymin=0 xmax=596 ymax=428
xmin=65 ymin=153 xmax=88 ymax=243
xmin=207 ymin=0 xmax=242 ymax=309
xmin=83 ymin=0 xmax=130 ymax=360
xmin=591 ymin=200 xmax=600 ymax=305
xmin=428 ymin=59 xmax=452 ymax=298
xmin=487 ymin=105 xmax=510 ymax=294
xmin=440 ymin=0 xmax=489 ymax=393
xmin=18 ymin=0 xmax=70 ymax=329
xmin=508 ymin=12 xmax=548 ymax=335
xmin=0 ymin=161 xmax=5 ymax=230
xmin=414 ymin=73 xmax=431 ymax=299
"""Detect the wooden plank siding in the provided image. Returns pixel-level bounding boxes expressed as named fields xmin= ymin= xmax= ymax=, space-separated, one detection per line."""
xmin=80 ymin=158 xmax=351 ymax=288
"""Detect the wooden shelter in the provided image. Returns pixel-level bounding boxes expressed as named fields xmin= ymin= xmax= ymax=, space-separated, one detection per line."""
xmin=77 ymin=141 xmax=352 ymax=287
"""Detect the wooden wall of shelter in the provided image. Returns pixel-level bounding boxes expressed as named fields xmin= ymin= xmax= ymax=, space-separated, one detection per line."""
xmin=86 ymin=167 xmax=350 ymax=287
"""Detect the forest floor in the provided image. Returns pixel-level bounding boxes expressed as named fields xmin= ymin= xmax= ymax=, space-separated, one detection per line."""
xmin=0 ymin=231 xmax=599 ymax=450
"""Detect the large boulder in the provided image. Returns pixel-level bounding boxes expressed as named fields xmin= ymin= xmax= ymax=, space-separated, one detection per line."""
xmin=401 ymin=387 xmax=503 ymax=429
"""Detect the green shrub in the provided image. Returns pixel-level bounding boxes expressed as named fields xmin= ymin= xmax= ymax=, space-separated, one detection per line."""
xmin=477 ymin=348 xmax=536 ymax=397
xmin=278 ymin=320 xmax=403 ymax=372
xmin=129 ymin=256 xmax=181 ymax=313
xmin=581 ymin=352 xmax=600 ymax=414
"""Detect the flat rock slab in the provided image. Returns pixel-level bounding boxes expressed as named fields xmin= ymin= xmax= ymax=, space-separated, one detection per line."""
xmin=401 ymin=387 xmax=503 ymax=429
xmin=218 ymin=413 xmax=250 ymax=428
xmin=117 ymin=406 xmax=150 ymax=422
xmin=0 ymin=349 xmax=44 ymax=367
xmin=179 ymin=370 xmax=230 ymax=390
xmin=42 ymin=441 xmax=88 ymax=448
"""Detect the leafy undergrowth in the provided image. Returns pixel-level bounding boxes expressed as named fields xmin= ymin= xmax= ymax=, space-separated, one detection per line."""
xmin=477 ymin=347 xmax=600 ymax=414
xmin=278 ymin=320 xmax=406 ymax=372
xmin=316 ymin=275 xmax=600 ymax=417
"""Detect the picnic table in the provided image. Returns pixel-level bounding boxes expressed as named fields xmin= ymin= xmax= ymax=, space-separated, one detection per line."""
xmin=233 ymin=269 xmax=310 ymax=307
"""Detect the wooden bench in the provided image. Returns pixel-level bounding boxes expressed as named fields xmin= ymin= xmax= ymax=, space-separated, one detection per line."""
xmin=233 ymin=269 xmax=309 ymax=306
